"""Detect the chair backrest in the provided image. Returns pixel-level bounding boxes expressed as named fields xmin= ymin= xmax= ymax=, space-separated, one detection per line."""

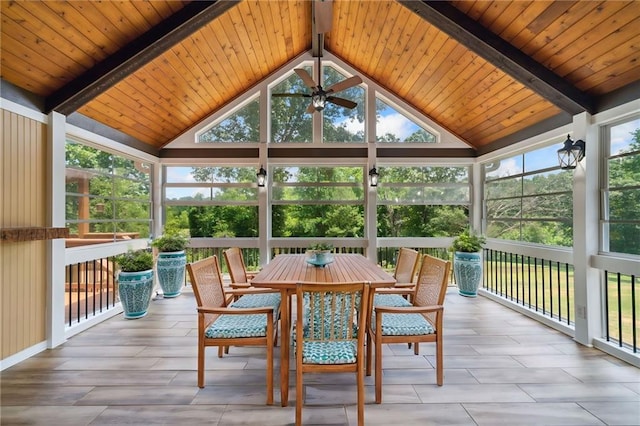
xmin=413 ymin=255 xmax=451 ymax=324
xmin=186 ymin=255 xmax=228 ymax=322
xmin=223 ymin=247 xmax=249 ymax=284
xmin=296 ymin=282 xmax=370 ymax=344
xmin=394 ymin=247 xmax=420 ymax=284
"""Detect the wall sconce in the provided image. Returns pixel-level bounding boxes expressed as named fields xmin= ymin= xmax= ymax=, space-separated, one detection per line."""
xmin=256 ymin=166 xmax=267 ymax=187
xmin=368 ymin=167 xmax=379 ymax=187
xmin=557 ymin=134 xmax=586 ymax=169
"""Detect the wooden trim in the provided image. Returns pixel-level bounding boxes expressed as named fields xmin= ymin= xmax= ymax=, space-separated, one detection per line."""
xmin=160 ymin=147 xmax=260 ymax=158
xmin=397 ymin=0 xmax=596 ymax=115
xmin=46 ymin=1 xmax=241 ymax=115
xmin=377 ymin=147 xmax=476 ymax=158
xmin=1 ymin=227 xmax=69 ymax=243
xmin=268 ymin=147 xmax=367 ymax=158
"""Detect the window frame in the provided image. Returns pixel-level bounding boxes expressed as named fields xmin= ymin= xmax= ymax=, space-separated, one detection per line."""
xmin=64 ymin=138 xmax=153 ymax=244
xmin=600 ymin=115 xmax=640 ymax=256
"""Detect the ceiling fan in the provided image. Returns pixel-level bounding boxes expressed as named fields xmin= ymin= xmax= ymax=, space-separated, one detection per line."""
xmin=272 ymin=0 xmax=363 ymax=113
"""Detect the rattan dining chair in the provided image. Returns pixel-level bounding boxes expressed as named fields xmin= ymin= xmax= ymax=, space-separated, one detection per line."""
xmin=186 ymin=255 xmax=280 ymax=405
xmin=223 ymin=247 xmax=256 ymax=289
xmin=294 ymin=281 xmax=371 ymax=426
xmin=374 ymin=247 xmax=420 ymax=306
xmin=367 ymin=254 xmax=451 ymax=403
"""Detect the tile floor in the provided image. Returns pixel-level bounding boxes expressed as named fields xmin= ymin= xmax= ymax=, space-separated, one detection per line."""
xmin=2 ymin=286 xmax=639 ymax=425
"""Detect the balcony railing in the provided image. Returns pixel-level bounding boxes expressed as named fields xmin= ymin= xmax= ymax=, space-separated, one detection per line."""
xmin=483 ymin=248 xmax=574 ymax=326
xmin=65 ymin=257 xmax=119 ymax=326
xmin=63 ymin=238 xmax=638 ymax=362
xmin=604 ymin=270 xmax=638 ymax=353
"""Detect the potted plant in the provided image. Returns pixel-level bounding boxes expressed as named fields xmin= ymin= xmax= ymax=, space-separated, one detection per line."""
xmin=115 ymin=249 xmax=155 ymax=319
xmin=307 ymin=242 xmax=334 ymax=266
xmin=450 ymin=229 xmax=486 ymax=297
xmin=151 ymin=232 xmax=189 ymax=298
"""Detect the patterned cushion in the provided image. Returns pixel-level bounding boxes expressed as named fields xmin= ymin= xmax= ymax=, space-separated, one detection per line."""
xmin=373 ymin=293 xmax=412 ymax=307
xmin=303 ymin=293 xmax=358 ymax=339
xmin=205 ymin=314 xmax=269 ymax=338
xmin=230 ymin=293 xmax=281 ymax=311
xmin=372 ymin=312 xmax=434 ymax=336
xmin=301 ymin=340 xmax=358 ymax=364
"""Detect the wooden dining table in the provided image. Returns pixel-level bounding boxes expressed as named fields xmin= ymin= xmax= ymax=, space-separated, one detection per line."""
xmin=250 ymin=253 xmax=396 ymax=407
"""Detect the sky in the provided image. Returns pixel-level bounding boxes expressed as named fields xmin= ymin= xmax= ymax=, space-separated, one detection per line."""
xmin=341 ymin=103 xmax=422 ymax=140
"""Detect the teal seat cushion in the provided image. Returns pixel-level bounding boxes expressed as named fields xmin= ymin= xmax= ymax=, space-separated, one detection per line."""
xmin=230 ymin=293 xmax=281 ymax=311
xmin=302 ymin=340 xmax=357 ymax=364
xmin=373 ymin=312 xmax=434 ymax=336
xmin=373 ymin=293 xmax=412 ymax=307
xmin=205 ymin=313 xmax=269 ymax=339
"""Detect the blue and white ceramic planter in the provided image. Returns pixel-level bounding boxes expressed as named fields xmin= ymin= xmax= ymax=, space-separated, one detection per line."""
xmin=453 ymin=251 xmax=483 ymax=297
xmin=156 ymin=250 xmax=186 ymax=298
xmin=118 ymin=269 xmax=154 ymax=319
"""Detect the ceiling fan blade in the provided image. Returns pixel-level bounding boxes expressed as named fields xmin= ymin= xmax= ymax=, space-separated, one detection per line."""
xmin=272 ymin=93 xmax=311 ymax=98
xmin=327 ymin=96 xmax=357 ymax=109
xmin=314 ymin=0 xmax=333 ymax=34
xmin=325 ymin=75 xmax=363 ymax=94
xmin=294 ymin=68 xmax=318 ymax=90
xmin=306 ymin=102 xmax=317 ymax=114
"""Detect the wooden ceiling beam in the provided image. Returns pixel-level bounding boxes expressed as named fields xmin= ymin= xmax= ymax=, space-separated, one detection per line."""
xmin=397 ymin=0 xmax=596 ymax=115
xmin=45 ymin=0 xmax=240 ymax=115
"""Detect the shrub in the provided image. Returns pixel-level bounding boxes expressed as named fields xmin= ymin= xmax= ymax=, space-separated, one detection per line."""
xmin=151 ymin=232 xmax=190 ymax=252
xmin=115 ymin=250 xmax=154 ymax=272
xmin=451 ymin=229 xmax=486 ymax=253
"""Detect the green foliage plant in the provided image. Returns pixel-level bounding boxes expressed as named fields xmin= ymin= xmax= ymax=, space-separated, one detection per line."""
xmin=451 ymin=229 xmax=486 ymax=253
xmin=308 ymin=242 xmax=334 ymax=252
xmin=151 ymin=232 xmax=190 ymax=252
xmin=115 ymin=250 xmax=154 ymax=272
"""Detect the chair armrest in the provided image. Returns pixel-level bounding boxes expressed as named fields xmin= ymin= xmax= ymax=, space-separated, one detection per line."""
xmin=375 ymin=287 xmax=414 ymax=296
xmin=393 ymin=282 xmax=416 ymax=288
xmin=225 ymin=288 xmax=280 ymax=297
xmin=374 ymin=304 xmax=443 ymax=314
xmin=197 ymin=306 xmax=275 ymax=315
xmin=229 ymin=282 xmax=252 ymax=289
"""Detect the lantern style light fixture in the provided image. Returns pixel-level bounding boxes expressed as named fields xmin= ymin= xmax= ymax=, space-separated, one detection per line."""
xmin=256 ymin=166 xmax=267 ymax=187
xmin=368 ymin=167 xmax=379 ymax=187
xmin=557 ymin=134 xmax=586 ymax=169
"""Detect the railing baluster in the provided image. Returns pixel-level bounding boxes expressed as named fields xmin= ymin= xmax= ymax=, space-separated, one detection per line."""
xmin=617 ymin=273 xmax=623 ymax=348
xmin=564 ymin=263 xmax=570 ymax=325
xmin=632 ymin=274 xmax=637 ymax=353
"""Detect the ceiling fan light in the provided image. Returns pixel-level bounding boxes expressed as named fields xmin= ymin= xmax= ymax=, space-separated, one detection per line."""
xmin=312 ymin=94 xmax=326 ymax=111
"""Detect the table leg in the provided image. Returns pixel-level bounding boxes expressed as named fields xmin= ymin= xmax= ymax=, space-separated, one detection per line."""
xmin=280 ymin=288 xmax=290 ymax=407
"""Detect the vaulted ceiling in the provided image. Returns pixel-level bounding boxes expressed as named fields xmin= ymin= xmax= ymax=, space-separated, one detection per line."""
xmin=2 ymin=1 xmax=639 ymax=156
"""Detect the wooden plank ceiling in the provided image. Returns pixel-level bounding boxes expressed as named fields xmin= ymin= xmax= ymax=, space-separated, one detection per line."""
xmin=1 ymin=0 xmax=639 ymax=153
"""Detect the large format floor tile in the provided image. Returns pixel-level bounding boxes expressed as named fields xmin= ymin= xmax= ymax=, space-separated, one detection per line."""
xmin=1 ymin=286 xmax=638 ymax=425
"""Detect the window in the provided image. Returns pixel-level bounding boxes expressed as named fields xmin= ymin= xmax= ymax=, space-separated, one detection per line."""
xmin=377 ymin=166 xmax=469 ymax=237
xmin=270 ymin=64 xmax=365 ymax=144
xmin=483 ymin=143 xmax=573 ymax=246
xmin=197 ymin=97 xmax=259 ymax=143
xmin=322 ymin=66 xmax=365 ymax=143
xmin=271 ymin=166 xmax=365 ymax=237
xmin=65 ymin=140 xmax=152 ymax=245
xmin=164 ymin=166 xmax=259 ymax=237
xmin=270 ymin=67 xmax=313 ymax=143
xmin=602 ymin=117 xmax=640 ymax=255
xmin=376 ymin=97 xmax=436 ymax=143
